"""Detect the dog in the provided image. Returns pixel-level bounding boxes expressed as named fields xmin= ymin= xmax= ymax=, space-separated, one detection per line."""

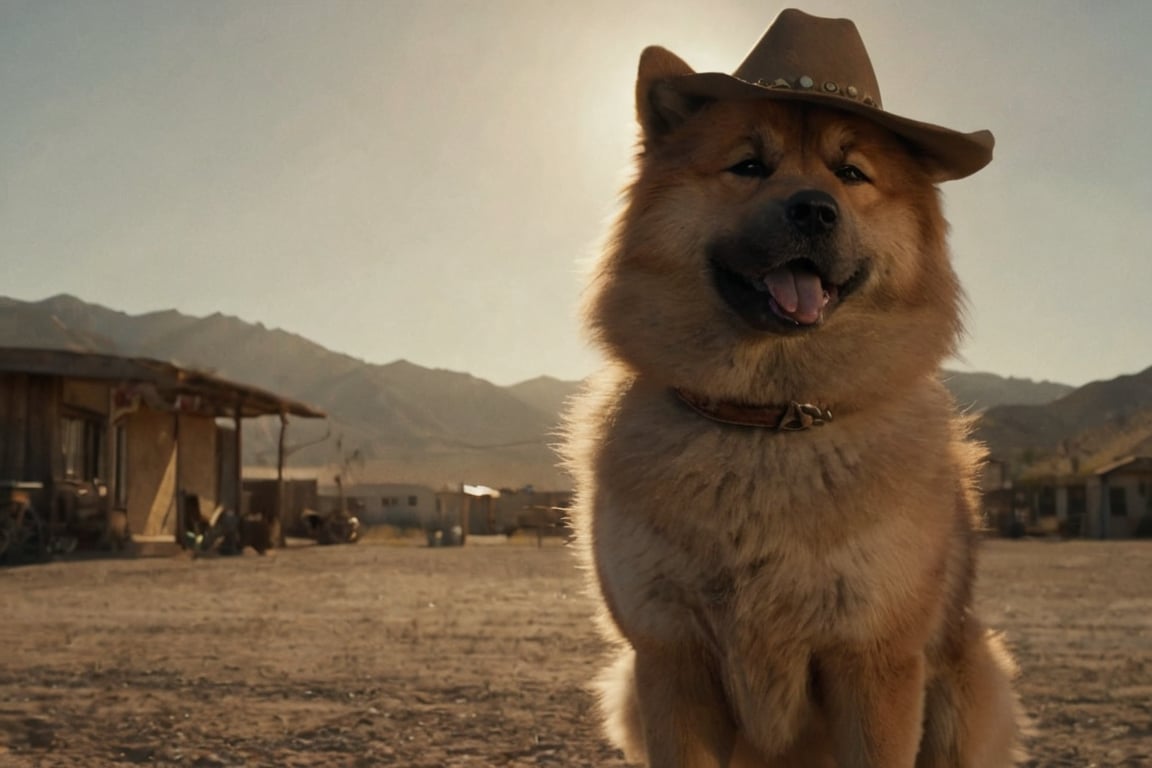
xmin=563 ymin=10 xmax=1022 ymax=767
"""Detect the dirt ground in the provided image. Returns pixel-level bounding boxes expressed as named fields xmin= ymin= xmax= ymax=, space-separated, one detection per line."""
xmin=0 ymin=538 xmax=1149 ymax=767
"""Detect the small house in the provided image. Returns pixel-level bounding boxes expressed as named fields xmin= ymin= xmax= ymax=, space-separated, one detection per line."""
xmin=1086 ymin=456 xmax=1152 ymax=539
xmin=0 ymin=347 xmax=324 ymax=551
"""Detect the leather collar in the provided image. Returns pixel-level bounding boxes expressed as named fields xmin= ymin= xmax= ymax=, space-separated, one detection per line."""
xmin=673 ymin=388 xmax=833 ymax=431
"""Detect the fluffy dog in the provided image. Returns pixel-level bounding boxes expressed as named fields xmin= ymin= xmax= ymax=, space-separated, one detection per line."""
xmin=564 ymin=10 xmax=1022 ymax=768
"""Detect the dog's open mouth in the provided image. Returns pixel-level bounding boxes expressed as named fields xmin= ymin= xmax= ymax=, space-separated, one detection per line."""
xmin=711 ymin=258 xmax=860 ymax=333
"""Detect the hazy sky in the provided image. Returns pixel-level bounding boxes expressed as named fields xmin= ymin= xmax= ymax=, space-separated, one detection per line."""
xmin=3 ymin=1 xmax=1150 ymax=387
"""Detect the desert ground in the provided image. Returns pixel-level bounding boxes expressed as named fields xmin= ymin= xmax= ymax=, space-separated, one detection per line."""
xmin=0 ymin=537 xmax=1149 ymax=767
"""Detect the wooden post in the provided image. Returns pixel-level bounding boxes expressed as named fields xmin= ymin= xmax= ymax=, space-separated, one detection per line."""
xmin=173 ymin=412 xmax=182 ymax=547
xmin=233 ymin=397 xmax=243 ymax=519
xmin=459 ymin=485 xmax=469 ymax=546
xmin=105 ymin=388 xmax=117 ymax=544
xmin=275 ymin=412 xmax=287 ymax=547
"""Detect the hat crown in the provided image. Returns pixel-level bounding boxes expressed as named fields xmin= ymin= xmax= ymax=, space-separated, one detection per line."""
xmin=658 ymin=8 xmax=995 ymax=180
xmin=733 ymin=9 xmax=882 ymax=108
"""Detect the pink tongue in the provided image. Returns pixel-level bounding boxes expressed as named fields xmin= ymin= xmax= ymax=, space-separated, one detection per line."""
xmin=763 ymin=267 xmax=828 ymax=324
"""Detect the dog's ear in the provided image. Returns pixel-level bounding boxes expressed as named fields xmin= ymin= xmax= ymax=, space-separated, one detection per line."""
xmin=636 ymin=46 xmax=709 ymax=143
xmin=907 ymin=153 xmax=958 ymax=186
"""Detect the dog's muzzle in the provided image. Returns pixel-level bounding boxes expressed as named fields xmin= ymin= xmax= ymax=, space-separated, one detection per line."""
xmin=708 ymin=190 xmax=868 ymax=334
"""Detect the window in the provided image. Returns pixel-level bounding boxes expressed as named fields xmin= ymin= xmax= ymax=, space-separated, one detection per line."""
xmin=61 ymin=416 xmax=103 ymax=480
xmin=113 ymin=424 xmax=128 ymax=508
xmin=1067 ymin=485 xmax=1087 ymax=516
xmin=408 ymin=495 xmax=418 ymax=507
xmin=1109 ymin=487 xmax=1128 ymax=517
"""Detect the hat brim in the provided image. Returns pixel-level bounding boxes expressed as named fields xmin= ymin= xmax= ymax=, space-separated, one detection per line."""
xmin=670 ymin=73 xmax=993 ymax=182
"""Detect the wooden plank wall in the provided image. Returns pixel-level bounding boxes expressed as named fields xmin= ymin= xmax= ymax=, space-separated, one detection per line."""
xmin=0 ymin=373 xmax=60 ymax=486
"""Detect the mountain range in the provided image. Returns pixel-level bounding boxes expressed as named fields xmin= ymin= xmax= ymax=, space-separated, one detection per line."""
xmin=2 ymin=294 xmax=1147 ymax=487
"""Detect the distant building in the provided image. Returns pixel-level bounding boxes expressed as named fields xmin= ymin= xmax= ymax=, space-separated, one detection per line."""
xmin=1012 ymin=455 xmax=1152 ymax=539
xmin=1013 ymin=474 xmax=1088 ymax=537
xmin=979 ymin=458 xmax=1015 ymax=534
xmin=1087 ymin=456 xmax=1152 ymax=539
xmin=434 ymin=485 xmax=573 ymax=539
xmin=243 ymin=477 xmax=320 ymax=538
xmin=0 ymin=347 xmax=324 ymax=551
xmin=319 ymin=482 xmax=438 ymax=530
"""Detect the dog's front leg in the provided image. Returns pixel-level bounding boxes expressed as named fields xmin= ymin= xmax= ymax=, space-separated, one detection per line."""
xmin=633 ymin=643 xmax=737 ymax=768
xmin=820 ymin=648 xmax=926 ymax=768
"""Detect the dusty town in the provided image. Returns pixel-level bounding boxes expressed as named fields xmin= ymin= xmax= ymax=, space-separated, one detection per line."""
xmin=4 ymin=2 xmax=1152 ymax=766
xmin=0 ymin=347 xmax=1149 ymax=766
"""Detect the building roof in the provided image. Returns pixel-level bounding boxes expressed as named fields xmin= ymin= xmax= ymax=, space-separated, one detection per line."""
xmin=1094 ymin=455 xmax=1152 ymax=477
xmin=0 ymin=347 xmax=325 ymax=419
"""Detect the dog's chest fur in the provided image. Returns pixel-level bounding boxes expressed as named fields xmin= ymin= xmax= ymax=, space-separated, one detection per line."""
xmin=573 ymin=371 xmax=968 ymax=742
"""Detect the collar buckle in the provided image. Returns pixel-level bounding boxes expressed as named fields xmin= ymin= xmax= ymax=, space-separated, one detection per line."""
xmin=777 ymin=401 xmax=833 ymax=431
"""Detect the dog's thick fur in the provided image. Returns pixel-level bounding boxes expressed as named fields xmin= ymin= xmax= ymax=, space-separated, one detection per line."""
xmin=563 ymin=47 xmax=1022 ymax=767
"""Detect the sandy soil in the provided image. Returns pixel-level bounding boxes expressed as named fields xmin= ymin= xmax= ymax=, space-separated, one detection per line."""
xmin=0 ymin=538 xmax=1149 ymax=767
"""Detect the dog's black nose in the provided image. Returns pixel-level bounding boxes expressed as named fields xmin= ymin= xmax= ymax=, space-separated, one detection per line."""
xmin=786 ymin=190 xmax=839 ymax=236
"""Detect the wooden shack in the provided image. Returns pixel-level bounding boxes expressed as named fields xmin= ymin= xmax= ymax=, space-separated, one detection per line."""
xmin=1088 ymin=456 xmax=1152 ymax=539
xmin=0 ymin=347 xmax=325 ymax=550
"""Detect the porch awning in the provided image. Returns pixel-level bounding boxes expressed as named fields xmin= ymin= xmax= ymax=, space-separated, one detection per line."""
xmin=0 ymin=347 xmax=325 ymax=419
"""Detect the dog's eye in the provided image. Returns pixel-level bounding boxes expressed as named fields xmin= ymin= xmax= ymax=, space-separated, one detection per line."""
xmin=726 ymin=159 xmax=769 ymax=178
xmin=835 ymin=164 xmax=871 ymax=184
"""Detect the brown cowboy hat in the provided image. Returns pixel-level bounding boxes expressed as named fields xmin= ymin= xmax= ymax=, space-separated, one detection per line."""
xmin=664 ymin=9 xmax=994 ymax=181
